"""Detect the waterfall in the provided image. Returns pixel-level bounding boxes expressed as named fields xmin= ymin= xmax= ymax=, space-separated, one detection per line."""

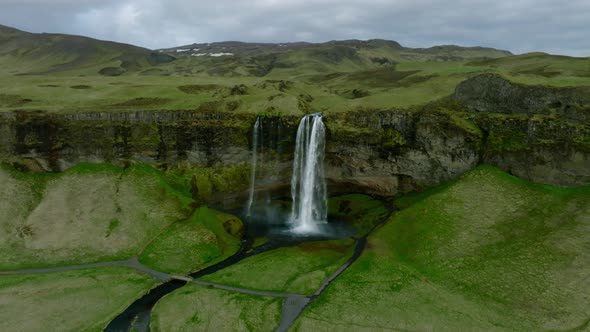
xmin=290 ymin=113 xmax=327 ymax=233
xmin=246 ymin=117 xmax=260 ymax=218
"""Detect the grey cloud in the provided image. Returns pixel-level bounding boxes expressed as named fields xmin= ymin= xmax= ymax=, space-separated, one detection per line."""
xmin=0 ymin=0 xmax=588 ymax=56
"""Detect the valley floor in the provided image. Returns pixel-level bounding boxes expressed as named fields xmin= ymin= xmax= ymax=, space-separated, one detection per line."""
xmin=0 ymin=164 xmax=588 ymax=331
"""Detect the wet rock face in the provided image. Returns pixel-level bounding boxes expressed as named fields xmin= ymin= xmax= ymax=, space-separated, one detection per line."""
xmin=324 ymin=111 xmax=481 ymax=196
xmin=474 ymin=114 xmax=590 ymax=187
xmin=0 ymin=111 xmax=256 ymax=171
xmin=0 ymin=93 xmax=588 ymax=197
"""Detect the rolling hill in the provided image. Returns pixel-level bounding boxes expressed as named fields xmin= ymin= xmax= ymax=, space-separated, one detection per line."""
xmin=156 ymin=39 xmax=513 ymax=78
xmin=0 ymin=24 xmax=588 ymax=114
xmin=0 ymin=24 xmax=175 ymax=76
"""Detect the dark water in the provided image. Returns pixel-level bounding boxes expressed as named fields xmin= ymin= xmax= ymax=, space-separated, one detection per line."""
xmin=104 ymin=279 xmax=188 ymax=332
xmin=246 ymin=216 xmax=355 ymax=242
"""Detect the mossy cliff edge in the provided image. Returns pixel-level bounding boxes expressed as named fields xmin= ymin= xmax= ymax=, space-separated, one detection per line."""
xmin=0 ymin=74 xmax=588 ymax=196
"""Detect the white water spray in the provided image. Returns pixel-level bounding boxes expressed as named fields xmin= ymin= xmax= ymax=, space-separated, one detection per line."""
xmin=290 ymin=113 xmax=327 ymax=233
xmin=246 ymin=117 xmax=260 ymax=218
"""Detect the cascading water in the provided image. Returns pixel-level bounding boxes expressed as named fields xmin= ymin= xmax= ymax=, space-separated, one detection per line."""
xmin=245 ymin=117 xmax=260 ymax=218
xmin=290 ymin=113 xmax=327 ymax=233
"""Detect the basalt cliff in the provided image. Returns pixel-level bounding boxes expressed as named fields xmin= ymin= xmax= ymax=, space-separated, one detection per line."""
xmin=1 ymin=74 xmax=588 ymax=198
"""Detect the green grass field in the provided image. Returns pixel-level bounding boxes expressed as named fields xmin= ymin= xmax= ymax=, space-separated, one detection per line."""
xmin=2 ymin=55 xmax=588 ymax=115
xmin=0 ymin=267 xmax=158 ymax=332
xmin=202 ymin=239 xmax=355 ymax=294
xmin=151 ymin=284 xmax=282 ymax=332
xmin=292 ymin=166 xmax=590 ymax=331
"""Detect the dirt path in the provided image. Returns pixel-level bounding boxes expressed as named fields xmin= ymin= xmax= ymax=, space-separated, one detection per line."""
xmin=0 ymin=257 xmax=305 ymax=298
xmin=0 ymin=257 xmax=170 ymax=282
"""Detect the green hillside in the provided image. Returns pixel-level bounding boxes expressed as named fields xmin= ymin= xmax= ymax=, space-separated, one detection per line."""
xmin=293 ymin=166 xmax=590 ymax=331
xmin=0 ymin=24 xmax=174 ymax=76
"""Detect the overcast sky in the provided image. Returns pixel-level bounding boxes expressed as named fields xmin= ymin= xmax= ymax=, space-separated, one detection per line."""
xmin=0 ymin=0 xmax=589 ymax=56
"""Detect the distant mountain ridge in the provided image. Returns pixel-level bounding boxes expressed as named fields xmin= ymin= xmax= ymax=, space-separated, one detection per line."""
xmin=0 ymin=24 xmax=175 ymax=76
xmin=159 ymin=39 xmax=512 ymax=60
xmin=3 ymin=24 xmax=587 ymax=81
xmin=155 ymin=38 xmax=513 ymax=78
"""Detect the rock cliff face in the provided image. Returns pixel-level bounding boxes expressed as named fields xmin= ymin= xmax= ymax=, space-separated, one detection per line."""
xmin=0 ymin=75 xmax=588 ymax=196
xmin=325 ymin=110 xmax=481 ymax=195
xmin=0 ymin=111 xmax=256 ymax=171
xmin=455 ymin=73 xmax=590 ymax=121
xmin=455 ymin=74 xmax=590 ymax=186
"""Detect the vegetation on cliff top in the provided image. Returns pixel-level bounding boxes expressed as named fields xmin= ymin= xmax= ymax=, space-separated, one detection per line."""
xmin=1 ymin=25 xmax=589 ymax=115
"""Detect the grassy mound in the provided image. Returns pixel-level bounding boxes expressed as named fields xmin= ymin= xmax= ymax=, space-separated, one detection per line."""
xmin=0 ymin=163 xmax=192 ymax=269
xmin=0 ymin=162 xmax=246 ymax=272
xmin=139 ymin=206 xmax=243 ymax=274
xmin=293 ymin=165 xmax=590 ymax=331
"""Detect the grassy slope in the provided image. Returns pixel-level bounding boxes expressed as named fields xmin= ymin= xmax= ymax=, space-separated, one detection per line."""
xmin=139 ymin=206 xmax=243 ymax=274
xmin=151 ymin=284 xmax=282 ymax=332
xmin=0 ymin=267 xmax=158 ymax=332
xmin=0 ymin=163 xmax=242 ymax=271
xmin=292 ymin=166 xmax=590 ymax=331
xmin=0 ymin=163 xmax=186 ymax=269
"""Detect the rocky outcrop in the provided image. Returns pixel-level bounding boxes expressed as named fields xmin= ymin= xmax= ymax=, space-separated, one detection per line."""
xmin=454 ymin=74 xmax=590 ymax=186
xmin=0 ymin=111 xmax=258 ymax=171
xmin=455 ymin=73 xmax=590 ymax=121
xmin=0 ymin=75 xmax=588 ymax=197
xmin=324 ymin=111 xmax=481 ymax=195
